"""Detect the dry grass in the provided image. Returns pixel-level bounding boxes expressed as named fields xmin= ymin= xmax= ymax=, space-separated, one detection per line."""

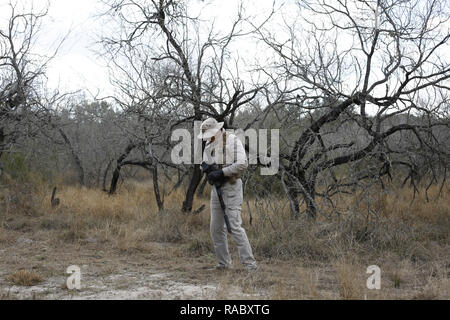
xmin=0 ymin=177 xmax=448 ymax=299
xmin=334 ymin=260 xmax=364 ymax=299
xmin=8 ymin=270 xmax=44 ymax=286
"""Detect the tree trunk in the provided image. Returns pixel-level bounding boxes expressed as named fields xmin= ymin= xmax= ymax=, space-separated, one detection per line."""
xmin=152 ymin=165 xmax=164 ymax=211
xmin=102 ymin=159 xmax=113 ymax=192
xmin=0 ymin=128 xmax=5 ymax=178
xmin=109 ymin=164 xmax=121 ymax=195
xmin=286 ymin=179 xmax=300 ymax=219
xmin=281 ymin=171 xmax=300 ymax=219
xmin=304 ymin=192 xmax=317 ymax=219
xmin=196 ymin=174 xmax=208 ymax=197
xmin=181 ymin=164 xmax=202 ymax=212
xmin=0 ymin=127 xmax=4 ymax=177
xmin=300 ymin=178 xmax=317 ymax=219
xmin=0 ymin=127 xmax=4 ymax=159
xmin=108 ymin=143 xmax=136 ymax=195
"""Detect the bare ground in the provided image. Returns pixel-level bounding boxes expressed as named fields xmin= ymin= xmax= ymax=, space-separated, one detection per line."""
xmin=0 ymin=230 xmax=270 ymax=300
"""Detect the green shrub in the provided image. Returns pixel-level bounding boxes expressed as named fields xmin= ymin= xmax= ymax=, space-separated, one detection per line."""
xmin=0 ymin=152 xmax=30 ymax=182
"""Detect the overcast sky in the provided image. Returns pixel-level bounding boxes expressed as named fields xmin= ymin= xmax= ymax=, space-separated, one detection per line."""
xmin=0 ymin=0 xmax=115 ymax=95
xmin=0 ymin=0 xmax=290 ymax=98
xmin=1 ymin=0 xmax=448 ymax=107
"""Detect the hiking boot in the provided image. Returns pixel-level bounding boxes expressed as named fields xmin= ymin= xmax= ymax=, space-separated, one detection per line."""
xmin=215 ymin=264 xmax=231 ymax=271
xmin=245 ymin=265 xmax=258 ymax=272
xmin=205 ymin=264 xmax=231 ymax=271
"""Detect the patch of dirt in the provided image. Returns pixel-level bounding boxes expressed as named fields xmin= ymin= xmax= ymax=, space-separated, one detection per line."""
xmin=1 ymin=271 xmax=219 ymax=300
xmin=0 ymin=234 xmax=268 ymax=300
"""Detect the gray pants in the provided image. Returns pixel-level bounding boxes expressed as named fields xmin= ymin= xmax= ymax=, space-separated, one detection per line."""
xmin=210 ymin=179 xmax=257 ymax=269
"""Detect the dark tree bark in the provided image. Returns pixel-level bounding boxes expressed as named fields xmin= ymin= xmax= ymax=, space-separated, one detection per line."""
xmin=102 ymin=159 xmax=113 ymax=192
xmin=108 ymin=141 xmax=165 ymax=211
xmin=283 ymin=176 xmax=300 ymax=219
xmin=196 ymin=174 xmax=208 ymax=197
xmin=0 ymin=127 xmax=4 ymax=160
xmin=109 ymin=143 xmax=136 ymax=195
xmin=109 ymin=165 xmax=121 ymax=195
xmin=182 ymin=163 xmax=202 ymax=212
xmin=152 ymin=164 xmax=164 ymax=211
xmin=0 ymin=128 xmax=3 ymax=179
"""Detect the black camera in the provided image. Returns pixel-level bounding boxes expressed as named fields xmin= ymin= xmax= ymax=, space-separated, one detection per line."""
xmin=201 ymin=161 xmax=224 ymax=186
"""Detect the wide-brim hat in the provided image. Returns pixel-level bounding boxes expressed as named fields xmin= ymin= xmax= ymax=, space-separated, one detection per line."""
xmin=197 ymin=118 xmax=224 ymax=140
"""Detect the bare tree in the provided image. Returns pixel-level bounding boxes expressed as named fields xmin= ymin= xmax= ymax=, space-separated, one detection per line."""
xmin=0 ymin=2 xmax=63 ymax=177
xmin=100 ymin=0 xmax=270 ymax=212
xmin=254 ymin=0 xmax=450 ymax=218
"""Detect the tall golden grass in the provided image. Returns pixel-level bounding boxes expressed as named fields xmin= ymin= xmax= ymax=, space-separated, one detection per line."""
xmin=0 ymin=176 xmax=448 ymax=299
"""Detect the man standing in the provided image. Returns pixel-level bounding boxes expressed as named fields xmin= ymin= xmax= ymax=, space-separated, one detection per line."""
xmin=198 ymin=118 xmax=258 ymax=272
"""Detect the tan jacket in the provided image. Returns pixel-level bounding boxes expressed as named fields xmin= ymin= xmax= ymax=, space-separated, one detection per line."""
xmin=203 ymin=131 xmax=248 ymax=178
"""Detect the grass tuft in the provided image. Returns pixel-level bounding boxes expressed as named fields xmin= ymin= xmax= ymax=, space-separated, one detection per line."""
xmin=8 ymin=270 xmax=44 ymax=286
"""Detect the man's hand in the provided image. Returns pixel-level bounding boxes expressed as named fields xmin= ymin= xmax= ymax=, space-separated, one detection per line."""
xmin=207 ymin=169 xmax=224 ymax=183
